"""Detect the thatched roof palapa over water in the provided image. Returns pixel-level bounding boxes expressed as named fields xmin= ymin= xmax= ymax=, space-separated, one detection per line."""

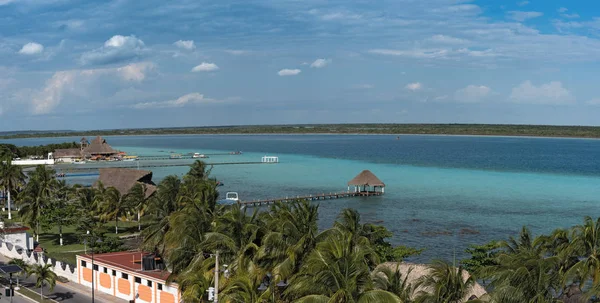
xmin=83 ymin=136 xmax=117 ymax=155
xmin=94 ymin=168 xmax=157 ymax=198
xmin=348 ymin=170 xmax=385 ymax=187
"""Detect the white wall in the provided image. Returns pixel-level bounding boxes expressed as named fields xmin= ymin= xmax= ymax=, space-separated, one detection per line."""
xmin=0 ymin=240 xmax=77 ymax=282
xmin=3 ymin=233 xmax=32 ymax=251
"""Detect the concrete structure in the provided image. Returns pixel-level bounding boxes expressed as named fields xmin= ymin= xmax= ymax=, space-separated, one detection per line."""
xmin=54 ymin=148 xmax=83 ymax=163
xmin=261 ymin=155 xmax=279 ymax=163
xmin=76 ymin=251 xmax=180 ymax=303
xmin=0 ymin=225 xmax=34 ymax=252
xmin=11 ymin=153 xmax=55 ymax=166
xmin=0 ymin=240 xmax=78 ymax=282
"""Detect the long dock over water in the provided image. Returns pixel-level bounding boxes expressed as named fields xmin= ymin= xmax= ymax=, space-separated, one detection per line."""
xmin=239 ymin=191 xmax=382 ymax=206
xmin=55 ymin=161 xmax=275 ymax=172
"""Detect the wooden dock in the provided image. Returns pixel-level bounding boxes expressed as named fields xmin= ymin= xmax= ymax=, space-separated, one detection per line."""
xmin=55 ymin=161 xmax=276 ymax=172
xmin=239 ymin=191 xmax=382 ymax=206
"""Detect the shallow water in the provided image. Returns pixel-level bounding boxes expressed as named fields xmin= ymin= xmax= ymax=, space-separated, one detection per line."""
xmin=3 ymin=134 xmax=600 ymax=261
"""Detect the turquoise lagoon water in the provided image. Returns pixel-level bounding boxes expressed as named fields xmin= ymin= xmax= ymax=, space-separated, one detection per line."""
xmin=2 ymin=134 xmax=600 ymax=261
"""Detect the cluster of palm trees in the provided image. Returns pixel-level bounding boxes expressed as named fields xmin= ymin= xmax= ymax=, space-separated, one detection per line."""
xmin=6 ymin=157 xmax=600 ymax=302
xmin=8 ymin=259 xmax=57 ymax=301
xmin=0 ymin=157 xmax=148 ymax=247
xmin=139 ymin=161 xmax=474 ymax=302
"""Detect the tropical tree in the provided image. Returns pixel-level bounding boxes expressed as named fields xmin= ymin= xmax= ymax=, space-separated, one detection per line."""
xmin=18 ymin=165 xmax=56 ymax=241
xmin=95 ymin=182 xmax=130 ymax=234
xmin=566 ymin=216 xmax=600 ymax=288
xmin=373 ymin=263 xmax=416 ymax=303
xmin=284 ymin=228 xmax=400 ymax=302
xmin=0 ymin=158 xmax=25 ymax=220
xmin=186 ymin=160 xmax=211 ymax=181
xmin=29 ymin=263 xmax=57 ymax=301
xmin=46 ymin=180 xmax=77 ymax=246
xmin=256 ymin=200 xmax=319 ymax=281
xmin=141 ymin=175 xmax=181 ymax=254
xmin=414 ymin=260 xmax=476 ymax=303
xmin=125 ymin=183 xmax=149 ymax=231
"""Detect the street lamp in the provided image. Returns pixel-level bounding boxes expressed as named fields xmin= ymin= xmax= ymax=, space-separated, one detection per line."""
xmin=0 ymin=264 xmax=23 ymax=303
xmin=84 ymin=232 xmax=102 ymax=303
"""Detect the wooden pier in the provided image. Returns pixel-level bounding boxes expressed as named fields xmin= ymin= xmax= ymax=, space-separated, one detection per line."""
xmin=55 ymin=161 xmax=275 ymax=172
xmin=239 ymin=191 xmax=382 ymax=206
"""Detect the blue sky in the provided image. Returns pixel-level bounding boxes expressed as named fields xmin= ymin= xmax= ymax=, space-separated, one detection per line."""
xmin=1 ymin=0 xmax=600 ymax=130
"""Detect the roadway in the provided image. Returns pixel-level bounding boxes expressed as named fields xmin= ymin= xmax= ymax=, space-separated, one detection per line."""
xmin=0 ymin=254 xmax=120 ymax=302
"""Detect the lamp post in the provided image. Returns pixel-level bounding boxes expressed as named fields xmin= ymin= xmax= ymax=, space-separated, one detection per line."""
xmin=84 ymin=232 xmax=102 ymax=303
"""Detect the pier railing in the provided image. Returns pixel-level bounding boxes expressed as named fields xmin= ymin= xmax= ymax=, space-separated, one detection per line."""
xmin=239 ymin=191 xmax=382 ymax=206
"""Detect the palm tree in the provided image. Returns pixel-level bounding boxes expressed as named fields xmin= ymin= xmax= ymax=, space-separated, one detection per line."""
xmin=284 ymin=228 xmax=399 ymax=302
xmin=256 ymin=200 xmax=319 ymax=281
xmin=373 ymin=263 xmax=416 ymax=302
xmin=95 ymin=182 xmax=129 ymax=234
xmin=566 ymin=216 xmax=600 ymax=287
xmin=141 ymin=175 xmax=181 ymax=254
xmin=125 ymin=183 xmax=149 ymax=231
xmin=49 ymin=180 xmax=77 ymax=246
xmin=220 ymin=273 xmax=273 ymax=303
xmin=18 ymin=165 xmax=56 ymax=241
xmin=414 ymin=260 xmax=476 ymax=303
xmin=186 ymin=160 xmax=211 ymax=181
xmin=0 ymin=158 xmax=25 ymax=220
xmin=29 ymin=263 xmax=57 ymax=301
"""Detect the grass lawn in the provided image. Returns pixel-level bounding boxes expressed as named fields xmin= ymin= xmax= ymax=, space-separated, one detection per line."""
xmin=1 ymin=210 xmax=153 ymax=265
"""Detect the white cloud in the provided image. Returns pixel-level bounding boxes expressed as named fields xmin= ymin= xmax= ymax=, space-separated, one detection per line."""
xmin=310 ymin=58 xmax=331 ymax=68
xmin=558 ymin=7 xmax=569 ymax=13
xmin=507 ymin=11 xmax=544 ymax=22
xmin=405 ymin=82 xmax=422 ymax=91
xmin=116 ymin=62 xmax=155 ymax=82
xmin=174 ymin=40 xmax=195 ymax=50
xmin=369 ymin=48 xmax=449 ymax=59
xmin=561 ymin=13 xmax=580 ymax=19
xmin=18 ymin=42 xmax=44 ymax=55
xmin=509 ymin=81 xmax=575 ymax=105
xmin=517 ymin=1 xmax=529 ymax=6
xmin=429 ymin=35 xmax=468 ymax=44
xmin=454 ymin=85 xmax=492 ymax=103
xmin=31 ymin=62 xmax=155 ymax=114
xmin=32 ymin=71 xmax=76 ymax=115
xmin=224 ymin=50 xmax=249 ymax=55
xmin=278 ymin=69 xmax=301 ymax=76
xmin=80 ymin=35 xmax=145 ymax=65
xmin=191 ymin=62 xmax=219 ymax=72
xmin=132 ymin=93 xmax=218 ymax=109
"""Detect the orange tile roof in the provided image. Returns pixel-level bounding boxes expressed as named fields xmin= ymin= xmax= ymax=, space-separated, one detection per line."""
xmin=78 ymin=251 xmax=171 ymax=281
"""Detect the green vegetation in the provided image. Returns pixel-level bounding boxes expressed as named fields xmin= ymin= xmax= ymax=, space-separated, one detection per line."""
xmin=4 ymin=157 xmax=600 ymax=302
xmin=3 ymin=123 xmax=600 ymax=139
xmin=0 ymin=142 xmax=79 ymax=158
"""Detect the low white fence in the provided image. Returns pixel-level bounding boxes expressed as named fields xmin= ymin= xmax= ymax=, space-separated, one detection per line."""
xmin=0 ymin=241 xmax=77 ymax=282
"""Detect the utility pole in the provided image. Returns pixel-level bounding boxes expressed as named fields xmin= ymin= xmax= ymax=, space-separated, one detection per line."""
xmin=214 ymin=250 xmax=219 ymax=303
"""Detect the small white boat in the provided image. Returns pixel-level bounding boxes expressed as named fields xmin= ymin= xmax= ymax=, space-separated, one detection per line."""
xmin=192 ymin=153 xmax=209 ymax=159
xmin=219 ymin=192 xmax=240 ymax=205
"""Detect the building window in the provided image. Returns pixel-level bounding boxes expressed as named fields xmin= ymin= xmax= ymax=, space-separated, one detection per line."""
xmin=135 ymin=277 xmax=141 ymax=284
xmin=122 ymin=273 xmax=128 ymax=279
xmin=147 ymin=280 xmax=152 ymax=287
xmin=112 ymin=270 xmax=116 ymax=276
xmin=103 ymin=267 xmax=108 ymax=274
xmin=92 ymin=265 xmax=98 ymax=271
xmin=158 ymin=283 xmax=163 ymax=290
xmin=81 ymin=261 xmax=86 ymax=267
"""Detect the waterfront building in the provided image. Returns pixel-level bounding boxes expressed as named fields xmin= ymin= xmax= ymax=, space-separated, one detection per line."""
xmin=77 ymin=251 xmax=180 ymax=303
xmin=94 ymin=168 xmax=157 ymax=197
xmin=348 ymin=170 xmax=385 ymax=195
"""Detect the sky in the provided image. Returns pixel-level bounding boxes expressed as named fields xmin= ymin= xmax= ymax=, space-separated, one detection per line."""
xmin=1 ymin=0 xmax=600 ymax=130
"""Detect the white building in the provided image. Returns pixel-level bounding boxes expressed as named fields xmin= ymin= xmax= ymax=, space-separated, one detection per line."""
xmin=0 ymin=224 xmax=34 ymax=252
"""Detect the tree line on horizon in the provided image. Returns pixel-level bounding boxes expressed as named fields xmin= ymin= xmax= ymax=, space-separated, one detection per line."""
xmin=2 ymin=158 xmax=600 ymax=302
xmin=2 ymin=123 xmax=600 ymax=139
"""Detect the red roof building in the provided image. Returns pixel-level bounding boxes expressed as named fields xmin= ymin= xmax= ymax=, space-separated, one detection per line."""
xmin=76 ymin=251 xmax=180 ymax=303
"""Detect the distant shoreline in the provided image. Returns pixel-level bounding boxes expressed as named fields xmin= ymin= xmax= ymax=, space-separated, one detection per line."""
xmin=2 ymin=124 xmax=600 ymax=140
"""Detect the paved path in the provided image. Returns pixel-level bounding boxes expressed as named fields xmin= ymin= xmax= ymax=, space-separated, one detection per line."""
xmin=0 ymin=255 xmax=123 ymax=303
